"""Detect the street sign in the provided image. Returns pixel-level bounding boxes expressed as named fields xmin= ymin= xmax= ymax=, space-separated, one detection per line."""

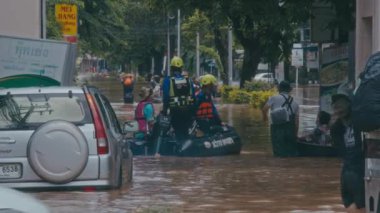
xmin=291 ymin=48 xmax=304 ymax=67
xmin=55 ymin=4 xmax=78 ymax=42
xmin=306 ymin=45 xmax=319 ymax=69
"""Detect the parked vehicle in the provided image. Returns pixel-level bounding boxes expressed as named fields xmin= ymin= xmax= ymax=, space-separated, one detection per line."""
xmin=0 ymin=186 xmax=50 ymax=213
xmin=0 ymin=86 xmax=133 ymax=189
xmin=253 ymin=73 xmax=277 ymax=84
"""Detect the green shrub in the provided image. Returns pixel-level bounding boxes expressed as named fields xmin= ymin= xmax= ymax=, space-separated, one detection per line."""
xmin=244 ymin=81 xmax=274 ymax=92
xmin=228 ymin=89 xmax=251 ymax=104
xmin=219 ymin=85 xmax=237 ymax=100
xmin=250 ymin=90 xmax=276 ymax=108
xmin=220 ymin=85 xmax=277 ymax=108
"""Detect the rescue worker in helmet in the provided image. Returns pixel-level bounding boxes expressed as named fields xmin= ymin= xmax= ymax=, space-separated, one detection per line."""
xmin=194 ymin=74 xmax=222 ymax=134
xmin=162 ymin=56 xmax=195 ymax=143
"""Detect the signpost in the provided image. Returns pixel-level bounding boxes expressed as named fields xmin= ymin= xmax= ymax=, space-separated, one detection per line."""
xmin=291 ymin=46 xmax=304 ymax=99
xmin=306 ymin=45 xmax=319 ymax=69
xmin=55 ymin=4 xmax=78 ymax=43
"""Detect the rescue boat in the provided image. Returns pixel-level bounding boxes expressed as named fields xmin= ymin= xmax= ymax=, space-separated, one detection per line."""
xmin=125 ymin=117 xmax=242 ymax=157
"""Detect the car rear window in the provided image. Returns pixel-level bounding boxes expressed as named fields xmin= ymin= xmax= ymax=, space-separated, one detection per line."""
xmin=0 ymin=93 xmax=92 ymax=130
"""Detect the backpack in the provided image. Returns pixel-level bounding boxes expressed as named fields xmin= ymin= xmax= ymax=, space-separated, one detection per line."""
xmin=270 ymin=94 xmax=294 ymax=125
xmin=169 ymin=77 xmax=194 ymax=108
xmin=352 ymin=52 xmax=380 ymax=131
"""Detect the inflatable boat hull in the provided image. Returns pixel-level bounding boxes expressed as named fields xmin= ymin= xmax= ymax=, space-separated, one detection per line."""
xmin=130 ymin=126 xmax=242 ymax=157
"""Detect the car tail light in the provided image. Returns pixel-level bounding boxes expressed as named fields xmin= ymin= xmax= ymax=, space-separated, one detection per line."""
xmin=86 ymin=94 xmax=109 ymax=154
xmin=83 ymin=186 xmax=97 ymax=192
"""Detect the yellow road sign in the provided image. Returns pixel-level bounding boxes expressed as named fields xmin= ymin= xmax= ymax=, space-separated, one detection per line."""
xmin=55 ymin=4 xmax=78 ymax=36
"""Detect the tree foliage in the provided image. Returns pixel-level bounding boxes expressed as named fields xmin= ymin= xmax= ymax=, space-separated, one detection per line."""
xmin=47 ymin=0 xmax=129 ymax=63
xmin=46 ymin=0 xmax=353 ymax=83
xmin=321 ymin=0 xmax=355 ymax=42
xmin=146 ymin=0 xmax=313 ymax=86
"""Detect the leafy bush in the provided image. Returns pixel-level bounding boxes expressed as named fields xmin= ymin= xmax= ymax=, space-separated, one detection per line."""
xmin=244 ymin=81 xmax=274 ymax=92
xmin=228 ymin=89 xmax=251 ymax=104
xmin=250 ymin=90 xmax=276 ymax=108
xmin=220 ymin=85 xmax=276 ymax=108
xmin=219 ymin=85 xmax=236 ymax=100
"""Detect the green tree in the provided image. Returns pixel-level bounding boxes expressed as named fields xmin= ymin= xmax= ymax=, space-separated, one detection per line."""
xmin=146 ymin=0 xmax=231 ymax=82
xmin=47 ymin=0 xmax=129 ymax=64
xmin=321 ymin=0 xmax=355 ymax=43
xmin=218 ymin=0 xmax=312 ymax=87
xmin=148 ymin=0 xmax=312 ymax=87
xmin=121 ymin=0 xmax=167 ymax=74
xmin=181 ymin=9 xmax=217 ymax=75
xmin=46 ymin=1 xmax=62 ymax=39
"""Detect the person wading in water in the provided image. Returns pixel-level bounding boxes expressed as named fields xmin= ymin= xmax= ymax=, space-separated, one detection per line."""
xmin=262 ymin=81 xmax=299 ymax=157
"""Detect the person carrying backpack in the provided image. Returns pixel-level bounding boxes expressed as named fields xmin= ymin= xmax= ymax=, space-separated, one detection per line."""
xmin=262 ymin=81 xmax=299 ymax=157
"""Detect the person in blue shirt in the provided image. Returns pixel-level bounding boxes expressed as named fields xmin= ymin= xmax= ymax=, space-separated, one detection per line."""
xmin=194 ymin=74 xmax=222 ymax=134
xmin=162 ymin=57 xmax=195 ymax=143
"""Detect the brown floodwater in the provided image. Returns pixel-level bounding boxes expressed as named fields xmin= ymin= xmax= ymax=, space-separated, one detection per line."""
xmin=34 ymin=76 xmax=345 ymax=213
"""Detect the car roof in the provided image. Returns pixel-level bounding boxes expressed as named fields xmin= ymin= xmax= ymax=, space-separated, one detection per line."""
xmin=0 ymin=186 xmax=50 ymax=213
xmin=0 ymin=86 xmax=85 ymax=95
xmin=255 ymin=73 xmax=272 ymax=77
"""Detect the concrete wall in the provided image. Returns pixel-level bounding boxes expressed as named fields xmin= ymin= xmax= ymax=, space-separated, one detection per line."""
xmin=0 ymin=0 xmax=43 ymax=38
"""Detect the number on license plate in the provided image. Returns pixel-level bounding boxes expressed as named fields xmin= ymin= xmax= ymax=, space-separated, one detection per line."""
xmin=0 ymin=164 xmax=21 ymax=178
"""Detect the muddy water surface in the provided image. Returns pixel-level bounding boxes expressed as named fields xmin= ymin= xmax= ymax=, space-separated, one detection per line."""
xmin=35 ymin=77 xmax=344 ymax=213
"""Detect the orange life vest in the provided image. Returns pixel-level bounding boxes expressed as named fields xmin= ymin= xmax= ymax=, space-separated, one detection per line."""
xmin=196 ymin=102 xmax=213 ymax=119
xmin=123 ymin=75 xmax=134 ymax=86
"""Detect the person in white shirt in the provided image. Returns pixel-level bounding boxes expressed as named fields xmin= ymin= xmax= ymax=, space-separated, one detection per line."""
xmin=262 ymin=81 xmax=299 ymax=157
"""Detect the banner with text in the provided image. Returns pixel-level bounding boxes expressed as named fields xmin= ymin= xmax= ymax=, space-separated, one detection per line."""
xmin=55 ymin=4 xmax=78 ymax=43
xmin=0 ymin=35 xmax=77 ymax=86
xmin=319 ymin=45 xmax=349 ymax=113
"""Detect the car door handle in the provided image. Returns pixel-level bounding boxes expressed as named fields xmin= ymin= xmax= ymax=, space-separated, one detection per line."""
xmin=0 ymin=138 xmax=16 ymax=144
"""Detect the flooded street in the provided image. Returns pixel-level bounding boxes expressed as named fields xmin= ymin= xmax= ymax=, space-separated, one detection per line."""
xmin=35 ymin=77 xmax=344 ymax=212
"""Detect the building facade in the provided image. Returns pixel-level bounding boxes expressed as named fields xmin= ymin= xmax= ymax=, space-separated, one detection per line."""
xmin=0 ymin=0 xmax=45 ymax=39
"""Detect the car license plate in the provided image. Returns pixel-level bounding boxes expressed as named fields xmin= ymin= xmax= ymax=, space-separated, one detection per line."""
xmin=0 ymin=164 xmax=21 ymax=179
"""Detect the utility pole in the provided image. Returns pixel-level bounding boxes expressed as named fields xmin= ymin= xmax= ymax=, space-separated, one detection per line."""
xmin=177 ymin=9 xmax=181 ymax=57
xmin=228 ymin=27 xmax=233 ymax=85
xmin=151 ymin=57 xmax=154 ymax=75
xmin=167 ymin=14 xmax=171 ymax=76
xmin=196 ymin=32 xmax=200 ymax=77
xmin=41 ymin=0 xmax=46 ymax=39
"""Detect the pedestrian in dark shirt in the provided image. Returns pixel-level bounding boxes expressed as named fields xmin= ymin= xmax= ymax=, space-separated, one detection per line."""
xmin=330 ymin=94 xmax=365 ymax=213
